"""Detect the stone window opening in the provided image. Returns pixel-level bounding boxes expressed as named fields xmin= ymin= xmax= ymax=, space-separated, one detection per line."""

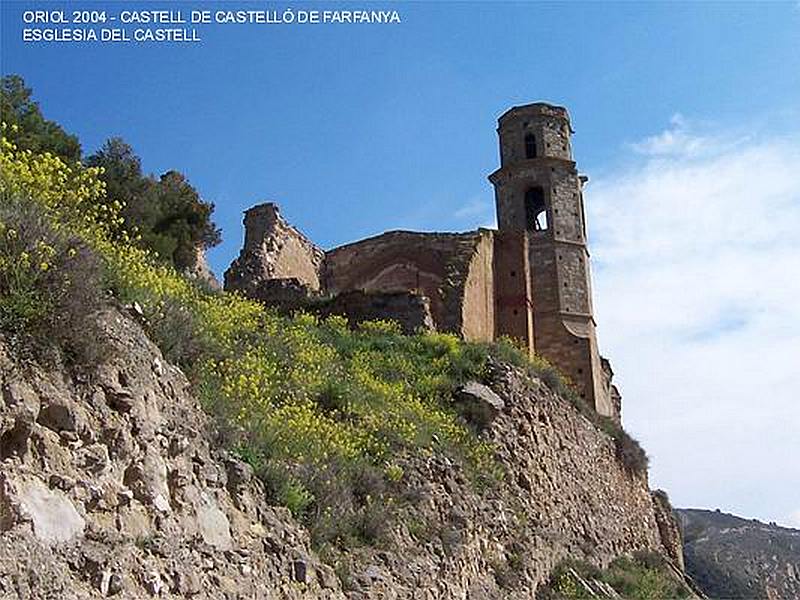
xmin=524 ymin=187 xmax=547 ymax=231
xmin=524 ymin=133 xmax=537 ymax=159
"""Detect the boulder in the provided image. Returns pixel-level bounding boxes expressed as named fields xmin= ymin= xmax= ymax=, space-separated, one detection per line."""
xmin=454 ymin=381 xmax=505 ymax=429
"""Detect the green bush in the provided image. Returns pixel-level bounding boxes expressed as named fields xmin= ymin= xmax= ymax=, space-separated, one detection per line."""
xmin=85 ymin=139 xmax=221 ymax=271
xmin=538 ymin=554 xmax=691 ymax=600
xmin=1 ymin=75 xmax=81 ymax=163
xmin=0 ymin=198 xmax=107 ymax=366
xmin=144 ymin=294 xmax=213 ymax=369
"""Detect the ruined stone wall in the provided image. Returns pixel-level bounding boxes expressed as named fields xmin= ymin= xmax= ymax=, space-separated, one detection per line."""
xmin=224 ymin=203 xmax=325 ymax=296
xmin=319 ymin=290 xmax=435 ymax=335
xmin=459 ymin=230 xmax=495 ymax=343
xmin=185 ymin=246 xmax=221 ymax=291
xmin=336 ymin=363 xmax=680 ymax=598
xmin=323 ymin=230 xmax=491 ymax=340
xmin=493 ymin=231 xmax=534 ymax=353
xmin=223 ymin=210 xmax=496 ymax=342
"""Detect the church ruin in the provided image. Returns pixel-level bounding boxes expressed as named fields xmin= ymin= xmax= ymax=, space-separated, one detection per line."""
xmin=225 ymin=102 xmax=621 ymax=420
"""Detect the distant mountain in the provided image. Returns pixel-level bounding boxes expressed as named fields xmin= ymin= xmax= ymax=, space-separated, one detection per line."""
xmin=677 ymin=508 xmax=800 ymax=599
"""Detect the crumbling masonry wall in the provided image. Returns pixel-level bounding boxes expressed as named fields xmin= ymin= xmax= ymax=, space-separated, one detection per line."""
xmin=320 ymin=291 xmax=435 ymax=335
xmin=224 ymin=214 xmax=496 ymax=341
xmin=324 ymin=230 xmax=496 ymax=341
xmin=459 ymin=230 xmax=495 ymax=342
xmin=224 ymin=203 xmax=325 ymax=298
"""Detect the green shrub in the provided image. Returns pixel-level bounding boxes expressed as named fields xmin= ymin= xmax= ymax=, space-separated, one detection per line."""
xmin=1 ymin=75 xmax=81 ymax=163
xmin=538 ymin=554 xmax=691 ymax=600
xmin=85 ymin=137 xmax=221 ymax=272
xmin=144 ymin=293 xmax=215 ymax=369
xmin=282 ymin=479 xmax=315 ymax=518
xmin=604 ymin=552 xmax=691 ymax=600
xmin=0 ymin=198 xmax=107 ymax=366
xmin=591 ymin=415 xmax=649 ymax=475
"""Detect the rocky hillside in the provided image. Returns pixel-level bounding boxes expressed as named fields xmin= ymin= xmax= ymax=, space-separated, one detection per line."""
xmin=0 ymin=136 xmax=690 ymax=598
xmin=0 ymin=304 xmax=684 ymax=598
xmin=0 ymin=307 xmax=342 ymax=599
xmin=678 ymin=508 xmax=800 ymax=599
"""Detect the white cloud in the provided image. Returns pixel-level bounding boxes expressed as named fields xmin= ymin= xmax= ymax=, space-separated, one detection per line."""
xmin=454 ymin=196 xmax=497 ymax=229
xmin=787 ymin=509 xmax=800 ymax=529
xmin=587 ymin=116 xmax=800 ymax=524
xmin=628 ymin=113 xmax=751 ymax=159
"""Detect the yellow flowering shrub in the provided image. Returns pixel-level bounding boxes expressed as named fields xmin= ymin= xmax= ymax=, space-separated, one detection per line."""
xmin=0 ymin=130 xmax=495 ymax=482
xmin=2 ymin=126 xmax=649 ymax=540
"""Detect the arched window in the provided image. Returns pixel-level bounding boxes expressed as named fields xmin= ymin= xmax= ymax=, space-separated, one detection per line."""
xmin=524 ymin=133 xmax=537 ymax=159
xmin=525 ymin=187 xmax=547 ymax=231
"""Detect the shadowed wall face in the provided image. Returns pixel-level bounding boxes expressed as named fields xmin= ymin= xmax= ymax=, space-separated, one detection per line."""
xmin=493 ymin=230 xmax=534 ymax=354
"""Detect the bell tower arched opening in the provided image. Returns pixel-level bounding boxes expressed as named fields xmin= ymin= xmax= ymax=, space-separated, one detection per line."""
xmin=524 ymin=187 xmax=547 ymax=231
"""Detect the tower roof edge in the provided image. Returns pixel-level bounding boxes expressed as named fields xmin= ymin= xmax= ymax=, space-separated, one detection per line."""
xmin=497 ymin=102 xmax=571 ymax=125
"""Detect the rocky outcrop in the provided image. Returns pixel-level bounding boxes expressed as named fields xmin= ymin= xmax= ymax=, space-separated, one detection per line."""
xmin=678 ymin=508 xmax=800 ymax=599
xmin=0 ymin=308 xmax=342 ymax=599
xmin=453 ymin=381 xmax=505 ymax=430
xmin=332 ymin=362 xmax=683 ymax=598
xmin=651 ymin=490 xmax=684 ymax=571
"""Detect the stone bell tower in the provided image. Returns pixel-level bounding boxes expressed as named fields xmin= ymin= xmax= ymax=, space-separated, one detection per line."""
xmin=489 ymin=103 xmax=615 ymax=417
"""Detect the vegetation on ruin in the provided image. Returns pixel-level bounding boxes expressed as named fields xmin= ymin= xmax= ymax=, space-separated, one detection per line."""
xmin=0 ymin=85 xmax=647 ymax=550
xmin=538 ymin=552 xmax=691 ymax=600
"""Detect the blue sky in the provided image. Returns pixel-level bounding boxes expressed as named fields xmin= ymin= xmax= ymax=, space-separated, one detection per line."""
xmin=3 ymin=1 xmax=800 ymax=525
